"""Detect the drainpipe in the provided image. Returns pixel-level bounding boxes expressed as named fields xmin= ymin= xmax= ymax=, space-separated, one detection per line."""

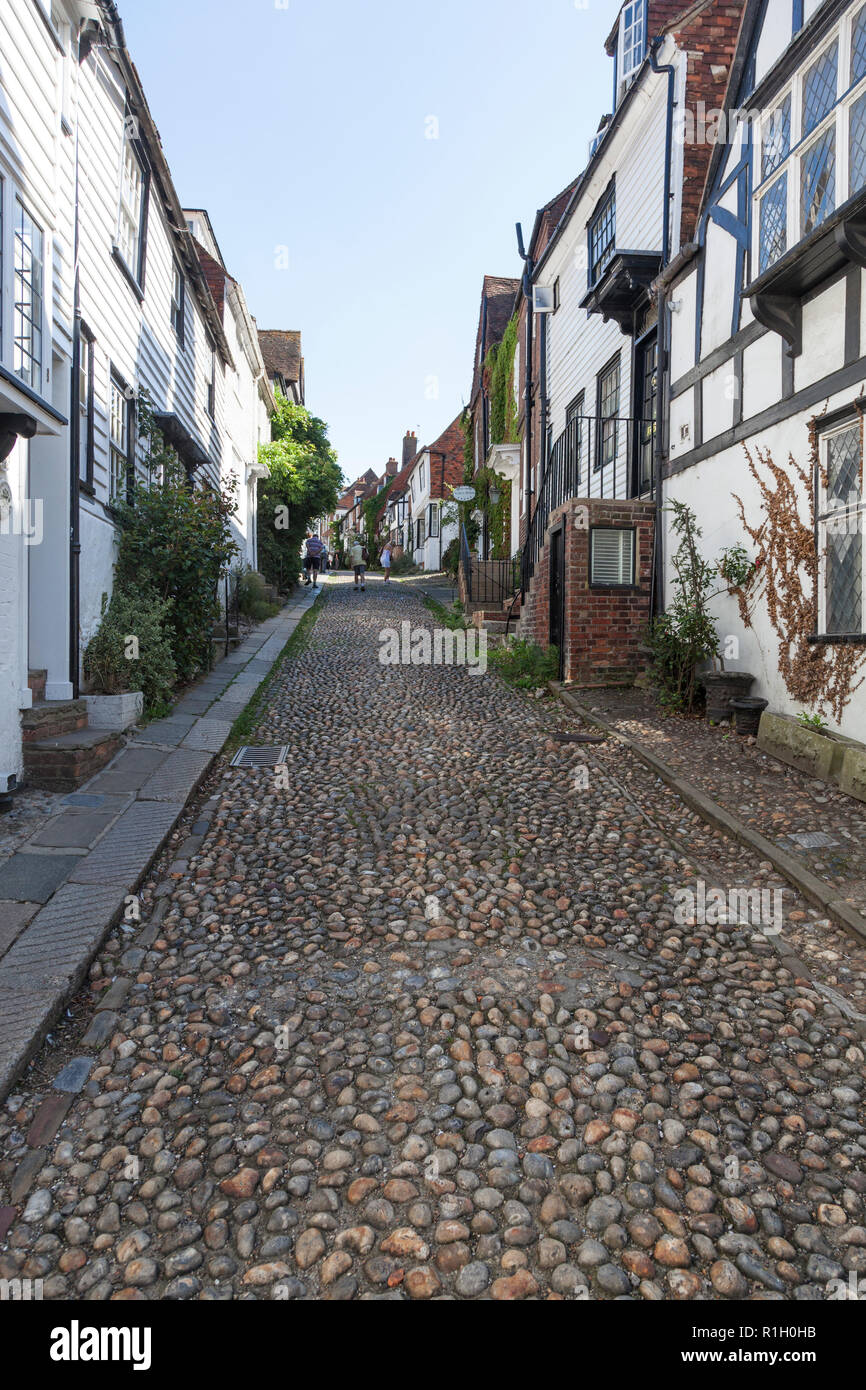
xmin=649 ymin=36 xmax=676 ymax=619
xmin=69 ymin=39 xmax=83 ymax=698
xmin=516 ymin=223 xmax=534 ymax=531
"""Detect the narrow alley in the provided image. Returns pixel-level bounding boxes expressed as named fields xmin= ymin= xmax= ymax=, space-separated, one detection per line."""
xmin=1 ymin=578 xmax=863 ymax=1302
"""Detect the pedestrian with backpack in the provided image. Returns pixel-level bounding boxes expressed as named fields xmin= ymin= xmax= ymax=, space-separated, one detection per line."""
xmin=304 ymin=533 xmax=325 ymax=588
xmin=348 ymin=536 xmax=366 ymax=591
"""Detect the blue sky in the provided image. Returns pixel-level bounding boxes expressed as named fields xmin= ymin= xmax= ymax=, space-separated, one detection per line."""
xmin=122 ymin=0 xmax=618 ymax=480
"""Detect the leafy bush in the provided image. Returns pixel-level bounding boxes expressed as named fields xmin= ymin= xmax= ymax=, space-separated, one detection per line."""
xmin=489 ymin=638 xmax=558 ymax=689
xmin=442 ymin=536 xmax=460 ymax=579
xmin=84 ymin=584 xmax=176 ymax=712
xmin=391 ymin=553 xmax=420 ymax=575
xmin=115 ymin=407 xmax=238 ymax=684
xmin=646 ymin=501 xmax=719 ymax=712
xmin=257 ymin=394 xmax=341 ymax=593
xmin=248 ymin=598 xmax=280 ymax=621
xmin=234 ymin=567 xmax=278 ymax=618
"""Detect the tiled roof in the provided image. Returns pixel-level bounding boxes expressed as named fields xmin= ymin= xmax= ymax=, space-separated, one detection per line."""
xmin=258 ymin=329 xmax=302 ymax=384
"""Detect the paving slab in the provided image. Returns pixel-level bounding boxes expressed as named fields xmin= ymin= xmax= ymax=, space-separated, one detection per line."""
xmin=137 ymin=748 xmax=213 ymax=802
xmin=0 ymin=853 xmax=80 ymax=903
xmin=180 ymin=718 xmax=233 ymax=753
xmin=135 ymin=715 xmax=199 ymax=747
xmin=85 ymin=745 xmax=170 ymax=794
xmin=68 ymin=801 xmax=181 ymax=887
xmin=28 ymin=809 xmax=117 ymax=850
xmin=0 ymin=882 xmax=126 ymax=986
xmin=0 ymin=901 xmax=40 ymax=956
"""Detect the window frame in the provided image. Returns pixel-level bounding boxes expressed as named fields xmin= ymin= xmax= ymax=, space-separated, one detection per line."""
xmin=589 ymin=525 xmax=637 ymax=589
xmin=205 ymin=341 xmax=216 ymax=420
xmin=428 ymin=502 xmax=440 ymax=538
xmin=13 ymin=197 xmax=44 ymax=392
xmin=587 ymin=180 xmax=616 ymax=289
xmin=617 ymin=0 xmax=648 ymax=104
xmin=171 ymin=260 xmax=185 ymax=348
xmin=594 ymin=353 xmax=621 ymax=474
xmin=754 ymin=8 xmax=866 ymax=276
xmin=109 ymin=368 xmax=135 ymax=505
xmin=566 ymin=391 xmax=585 ymax=486
xmin=113 ymin=117 xmax=150 ymax=292
xmin=815 ymin=415 xmax=865 ymax=638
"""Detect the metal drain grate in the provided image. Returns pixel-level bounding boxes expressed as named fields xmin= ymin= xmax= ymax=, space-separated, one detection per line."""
xmin=230 ymin=745 xmax=288 ymax=768
xmin=788 ymin=831 xmax=840 ymax=849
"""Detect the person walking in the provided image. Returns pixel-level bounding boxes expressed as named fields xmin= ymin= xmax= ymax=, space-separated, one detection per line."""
xmin=381 ymin=541 xmax=393 ymax=582
xmin=348 ymin=536 xmax=366 ymax=592
xmin=304 ymin=532 xmax=325 ymax=588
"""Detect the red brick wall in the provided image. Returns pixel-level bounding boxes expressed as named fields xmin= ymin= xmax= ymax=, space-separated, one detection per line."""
xmin=519 ymin=498 xmax=655 ymax=686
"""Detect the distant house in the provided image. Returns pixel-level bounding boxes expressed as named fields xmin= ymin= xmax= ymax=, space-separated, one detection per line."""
xmin=403 ymin=415 xmax=465 ymax=571
xmin=257 ymin=329 xmax=305 ymax=405
xmin=185 ymin=211 xmax=275 ymax=570
xmin=466 ymin=275 xmax=520 ymax=560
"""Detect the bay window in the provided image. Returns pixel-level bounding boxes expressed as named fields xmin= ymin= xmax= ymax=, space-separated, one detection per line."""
xmin=756 ymin=8 xmax=866 ymax=274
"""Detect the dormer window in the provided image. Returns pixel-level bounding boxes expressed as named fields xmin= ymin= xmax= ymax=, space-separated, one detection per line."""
xmin=617 ymin=1 xmax=647 ymax=104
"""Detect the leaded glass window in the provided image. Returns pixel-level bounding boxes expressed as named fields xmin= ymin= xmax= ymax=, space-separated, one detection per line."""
xmin=851 ymin=89 xmax=866 ymax=194
xmin=14 ymin=200 xmax=43 ymax=390
xmin=818 ymin=424 xmax=865 ymax=636
xmin=595 ymin=357 xmax=620 ymax=473
xmin=760 ymin=174 xmax=787 ymax=271
xmin=801 ymin=127 xmax=835 ymax=234
xmin=802 ymin=42 xmax=838 ymax=138
xmin=852 ymin=4 xmax=866 ymax=84
xmin=762 ymin=96 xmax=790 ymax=180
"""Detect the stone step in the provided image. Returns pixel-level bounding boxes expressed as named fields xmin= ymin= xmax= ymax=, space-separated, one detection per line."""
xmin=21 ymin=699 xmax=88 ymax=742
xmin=23 ymin=727 xmax=124 ymax=792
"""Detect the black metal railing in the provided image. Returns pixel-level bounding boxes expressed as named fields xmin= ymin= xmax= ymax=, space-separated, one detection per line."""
xmin=521 ymin=413 xmax=655 ymax=596
xmin=460 ymin=523 xmax=474 ymax=602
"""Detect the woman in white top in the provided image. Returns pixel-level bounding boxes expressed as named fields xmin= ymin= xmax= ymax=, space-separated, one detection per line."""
xmin=381 ymin=543 xmax=392 ymax=582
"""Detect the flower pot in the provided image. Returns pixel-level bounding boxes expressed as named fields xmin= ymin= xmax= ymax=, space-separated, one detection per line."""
xmin=84 ymin=691 xmax=143 ymax=731
xmin=731 ymin=696 xmax=768 ymax=737
xmin=701 ymin=670 xmax=756 ymax=722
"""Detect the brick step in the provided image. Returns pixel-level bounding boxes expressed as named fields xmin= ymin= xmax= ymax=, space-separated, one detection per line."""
xmin=21 ymin=699 xmax=88 ymax=742
xmin=23 ymin=727 xmax=123 ymax=792
xmin=28 ymin=669 xmax=46 ymax=701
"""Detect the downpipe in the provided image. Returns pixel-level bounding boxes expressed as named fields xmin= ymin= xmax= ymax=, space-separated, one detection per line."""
xmin=649 ymin=36 xmax=675 ymax=620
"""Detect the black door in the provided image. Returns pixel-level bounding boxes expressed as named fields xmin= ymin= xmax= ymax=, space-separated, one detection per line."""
xmin=633 ymin=335 xmax=657 ymax=496
xmin=549 ymin=525 xmax=564 ymax=678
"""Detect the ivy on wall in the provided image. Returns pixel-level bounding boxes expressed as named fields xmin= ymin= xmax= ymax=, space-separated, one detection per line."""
xmin=486 ymin=313 xmax=519 ymax=447
xmin=361 ymin=476 xmax=394 ymax=543
xmin=733 ymin=428 xmax=866 ymax=722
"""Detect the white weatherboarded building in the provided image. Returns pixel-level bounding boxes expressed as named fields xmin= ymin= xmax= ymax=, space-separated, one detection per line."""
xmin=0 ymin=0 xmax=272 ymax=790
xmin=664 ymin=0 xmax=866 ymax=739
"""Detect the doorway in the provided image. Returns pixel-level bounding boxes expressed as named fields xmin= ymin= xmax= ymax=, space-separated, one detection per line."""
xmin=549 ymin=524 xmax=565 ymax=679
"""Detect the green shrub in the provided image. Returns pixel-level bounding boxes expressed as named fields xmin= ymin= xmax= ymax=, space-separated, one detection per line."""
xmin=391 ymin=553 xmax=420 ymax=575
xmin=84 ymin=584 xmax=176 ymax=713
xmin=248 ymin=598 xmax=280 ymax=621
xmin=442 ymin=536 xmax=460 ymax=579
xmin=489 ymin=638 xmax=558 ymax=689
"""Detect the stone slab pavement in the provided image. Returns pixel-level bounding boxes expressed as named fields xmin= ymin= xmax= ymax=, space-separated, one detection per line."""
xmin=0 ymin=582 xmax=320 ymax=1101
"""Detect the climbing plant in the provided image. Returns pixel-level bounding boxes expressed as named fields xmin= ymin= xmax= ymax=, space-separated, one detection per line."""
xmin=733 ymin=429 xmax=866 ymax=721
xmin=361 ymin=476 xmax=394 ymax=545
xmin=486 ymin=312 xmax=520 ymax=446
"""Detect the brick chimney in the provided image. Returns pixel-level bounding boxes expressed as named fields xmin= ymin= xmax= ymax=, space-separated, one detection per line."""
xmin=402 ymin=431 xmax=417 ymax=467
xmin=385 ymin=456 xmax=399 ymax=476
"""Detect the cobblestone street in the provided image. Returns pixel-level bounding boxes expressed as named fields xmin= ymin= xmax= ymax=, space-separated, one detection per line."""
xmin=1 ymin=577 xmax=864 ymax=1302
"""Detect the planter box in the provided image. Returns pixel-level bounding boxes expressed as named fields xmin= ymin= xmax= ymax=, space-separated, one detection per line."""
xmin=757 ymin=711 xmax=860 ymax=786
xmin=84 ymin=691 xmax=143 ymax=731
xmin=839 ymin=745 xmax=866 ymax=804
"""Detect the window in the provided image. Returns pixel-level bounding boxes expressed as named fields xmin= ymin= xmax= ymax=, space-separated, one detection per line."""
xmin=617 ymin=1 xmax=647 ymax=102
xmin=14 ymin=200 xmax=44 ymax=390
xmin=428 ymin=503 xmax=439 ymax=538
xmin=116 ymin=124 xmax=147 ymax=283
xmin=754 ymin=14 xmax=866 ymax=274
xmin=588 ymin=183 xmax=616 ymax=287
xmin=595 ymin=356 xmax=620 ymax=473
xmin=817 ymin=421 xmax=865 ymax=635
xmin=635 ymin=337 xmax=657 ymax=494
xmin=416 ymin=516 xmax=426 ymax=549
xmin=79 ymin=326 xmax=95 ymax=488
xmin=206 ymin=344 xmax=216 ymax=418
xmin=419 ymin=460 xmax=426 ymax=493
xmin=171 ymin=261 xmax=185 ymax=346
xmin=591 ymin=527 xmax=635 ymax=586
xmin=566 ymin=393 xmax=585 ymax=484
xmin=109 ymin=372 xmax=133 ymax=502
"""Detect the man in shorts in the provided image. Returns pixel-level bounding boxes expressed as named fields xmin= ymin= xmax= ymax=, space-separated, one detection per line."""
xmin=348 ymin=537 xmax=366 ymax=591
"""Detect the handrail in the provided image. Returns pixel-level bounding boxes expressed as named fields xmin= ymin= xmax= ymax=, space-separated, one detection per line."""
xmin=460 ymin=521 xmax=473 ymax=604
xmin=521 ymin=413 xmax=655 ymax=597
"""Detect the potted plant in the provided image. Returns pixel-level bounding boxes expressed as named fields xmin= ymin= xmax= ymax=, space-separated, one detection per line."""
xmin=730 ymin=695 xmax=768 ymax=736
xmin=83 ymin=584 xmax=175 ymax=727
